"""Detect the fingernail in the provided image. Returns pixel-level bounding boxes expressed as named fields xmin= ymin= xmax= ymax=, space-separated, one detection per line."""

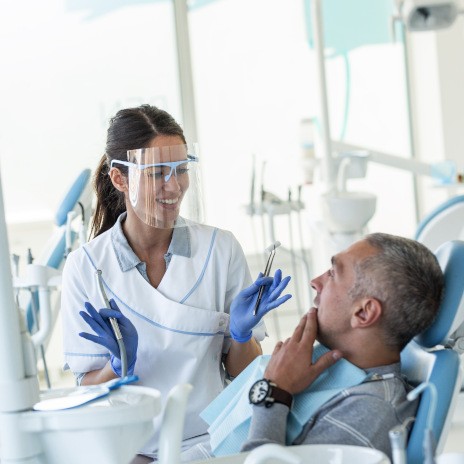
xmin=308 ymin=307 xmax=317 ymax=314
xmin=332 ymin=351 xmax=342 ymax=360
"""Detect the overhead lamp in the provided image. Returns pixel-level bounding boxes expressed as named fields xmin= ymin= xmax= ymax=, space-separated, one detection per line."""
xmin=400 ymin=0 xmax=460 ymax=31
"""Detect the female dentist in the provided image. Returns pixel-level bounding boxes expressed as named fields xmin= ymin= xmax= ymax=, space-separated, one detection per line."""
xmin=60 ymin=104 xmax=291 ymax=462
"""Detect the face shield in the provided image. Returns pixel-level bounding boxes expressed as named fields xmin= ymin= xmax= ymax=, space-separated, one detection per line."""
xmin=111 ymin=143 xmax=204 ymax=229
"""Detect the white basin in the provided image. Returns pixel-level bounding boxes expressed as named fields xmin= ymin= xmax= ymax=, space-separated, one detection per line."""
xmin=7 ymin=386 xmax=161 ymax=464
xmin=194 ymin=443 xmax=390 ymax=463
xmin=322 ymin=191 xmax=377 ymax=234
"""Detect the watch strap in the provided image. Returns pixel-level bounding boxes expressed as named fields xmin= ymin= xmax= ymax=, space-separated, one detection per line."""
xmin=268 ymin=382 xmax=293 ymax=408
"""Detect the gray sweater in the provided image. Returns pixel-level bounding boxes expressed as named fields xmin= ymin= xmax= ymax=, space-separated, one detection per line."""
xmin=241 ymin=363 xmax=418 ymax=461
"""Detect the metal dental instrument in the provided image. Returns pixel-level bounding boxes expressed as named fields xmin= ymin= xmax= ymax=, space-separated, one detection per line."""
xmin=253 ymin=241 xmax=281 ymax=316
xmin=95 ymin=270 xmax=128 ymax=378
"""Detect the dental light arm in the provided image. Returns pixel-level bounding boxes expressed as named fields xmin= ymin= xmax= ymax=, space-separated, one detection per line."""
xmin=332 ymin=140 xmax=458 ymax=186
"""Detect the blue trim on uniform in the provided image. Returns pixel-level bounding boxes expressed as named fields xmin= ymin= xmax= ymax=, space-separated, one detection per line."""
xmin=180 ymin=228 xmax=218 ymax=304
xmin=82 ymin=244 xmax=226 ymax=337
xmin=113 ymin=295 xmax=226 ymax=337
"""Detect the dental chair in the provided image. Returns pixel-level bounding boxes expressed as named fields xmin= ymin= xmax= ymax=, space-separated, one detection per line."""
xmin=415 ymin=194 xmax=464 ymax=252
xmin=401 ymin=240 xmax=464 ymax=464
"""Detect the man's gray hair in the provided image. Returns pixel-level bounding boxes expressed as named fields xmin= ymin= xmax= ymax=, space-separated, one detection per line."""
xmin=349 ymin=233 xmax=444 ymax=350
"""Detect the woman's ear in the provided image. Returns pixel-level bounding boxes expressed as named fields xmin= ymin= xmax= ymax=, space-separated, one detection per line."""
xmin=351 ymin=298 xmax=382 ymax=328
xmin=109 ymin=168 xmax=128 ymax=193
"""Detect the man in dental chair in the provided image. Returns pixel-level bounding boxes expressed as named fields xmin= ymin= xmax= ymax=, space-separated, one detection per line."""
xmin=191 ymin=233 xmax=444 ymax=461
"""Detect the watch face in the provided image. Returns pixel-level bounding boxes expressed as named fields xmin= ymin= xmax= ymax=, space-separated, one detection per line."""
xmin=249 ymin=379 xmax=270 ymax=404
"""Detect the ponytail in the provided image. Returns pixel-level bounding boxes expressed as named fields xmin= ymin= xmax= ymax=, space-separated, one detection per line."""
xmin=90 ymin=155 xmax=126 ymax=239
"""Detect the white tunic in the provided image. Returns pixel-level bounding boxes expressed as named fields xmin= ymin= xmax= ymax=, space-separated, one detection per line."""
xmin=61 ymin=221 xmax=264 ymax=456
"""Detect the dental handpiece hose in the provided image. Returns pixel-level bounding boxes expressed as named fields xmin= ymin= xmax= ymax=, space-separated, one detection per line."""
xmin=95 ymin=270 xmax=128 ymax=378
xmin=253 ymin=241 xmax=281 ymax=316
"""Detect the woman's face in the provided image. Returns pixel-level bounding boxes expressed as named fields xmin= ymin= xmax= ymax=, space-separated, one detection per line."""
xmin=130 ymin=135 xmax=190 ymax=228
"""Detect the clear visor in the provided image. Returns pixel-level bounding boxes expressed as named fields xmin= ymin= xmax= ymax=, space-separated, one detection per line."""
xmin=111 ymin=143 xmax=204 ymax=229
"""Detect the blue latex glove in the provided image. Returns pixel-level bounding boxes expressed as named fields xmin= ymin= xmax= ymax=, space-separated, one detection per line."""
xmin=79 ymin=299 xmax=138 ymax=376
xmin=230 ymin=269 xmax=292 ymax=342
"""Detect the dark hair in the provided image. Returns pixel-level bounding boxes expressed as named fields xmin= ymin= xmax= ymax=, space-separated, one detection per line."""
xmin=349 ymin=233 xmax=444 ymax=350
xmin=90 ymin=105 xmax=186 ymax=238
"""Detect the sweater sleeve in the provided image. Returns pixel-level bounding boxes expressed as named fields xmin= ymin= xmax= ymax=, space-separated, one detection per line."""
xmin=241 ymin=403 xmax=290 ymax=452
xmin=295 ymin=390 xmax=413 ymax=460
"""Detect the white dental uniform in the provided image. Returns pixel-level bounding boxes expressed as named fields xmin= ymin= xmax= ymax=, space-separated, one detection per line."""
xmin=61 ymin=216 xmax=265 ymax=458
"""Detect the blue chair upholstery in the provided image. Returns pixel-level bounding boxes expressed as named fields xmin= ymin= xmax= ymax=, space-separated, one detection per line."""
xmin=54 ymin=168 xmax=92 ymax=227
xmin=26 ymin=168 xmax=92 ymax=333
xmin=415 ymin=195 xmax=464 ymax=252
xmin=401 ymin=240 xmax=464 ymax=464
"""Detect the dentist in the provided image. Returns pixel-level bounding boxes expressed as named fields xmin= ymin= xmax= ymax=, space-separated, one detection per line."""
xmin=60 ymin=104 xmax=291 ymax=461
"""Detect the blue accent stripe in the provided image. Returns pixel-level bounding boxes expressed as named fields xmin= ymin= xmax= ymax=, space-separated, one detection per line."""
xmin=180 ymin=228 xmax=218 ymax=304
xmin=64 ymin=351 xmax=110 ymax=358
xmin=82 ymin=245 xmax=225 ymax=337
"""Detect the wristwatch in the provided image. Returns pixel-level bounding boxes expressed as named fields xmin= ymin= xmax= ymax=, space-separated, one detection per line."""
xmin=248 ymin=378 xmax=293 ymax=408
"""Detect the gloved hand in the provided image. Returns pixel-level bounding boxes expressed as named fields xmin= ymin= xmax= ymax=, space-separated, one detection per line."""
xmin=79 ymin=299 xmax=138 ymax=377
xmin=230 ymin=269 xmax=292 ymax=342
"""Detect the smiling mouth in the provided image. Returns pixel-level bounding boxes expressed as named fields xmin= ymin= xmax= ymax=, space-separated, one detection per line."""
xmin=158 ymin=198 xmax=179 ymax=205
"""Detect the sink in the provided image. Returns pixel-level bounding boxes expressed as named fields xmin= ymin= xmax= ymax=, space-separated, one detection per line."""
xmin=322 ymin=191 xmax=377 ymax=234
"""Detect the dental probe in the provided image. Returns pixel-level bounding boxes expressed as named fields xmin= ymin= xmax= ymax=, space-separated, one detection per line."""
xmin=253 ymin=241 xmax=281 ymax=316
xmin=95 ymin=270 xmax=128 ymax=378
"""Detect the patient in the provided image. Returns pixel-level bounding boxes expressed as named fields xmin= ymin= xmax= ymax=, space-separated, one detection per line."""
xmin=183 ymin=233 xmax=444 ymax=461
xmin=239 ymin=233 xmax=444 ymax=459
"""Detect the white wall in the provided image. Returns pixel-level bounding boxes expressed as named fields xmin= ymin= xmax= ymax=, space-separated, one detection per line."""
xmin=189 ymin=0 xmax=416 ymax=258
xmin=0 ymin=0 xmax=181 ymax=225
xmin=408 ymin=17 xmax=464 ymax=221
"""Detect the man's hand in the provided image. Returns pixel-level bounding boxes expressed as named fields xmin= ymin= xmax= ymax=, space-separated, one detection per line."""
xmin=264 ymin=308 xmax=342 ymax=394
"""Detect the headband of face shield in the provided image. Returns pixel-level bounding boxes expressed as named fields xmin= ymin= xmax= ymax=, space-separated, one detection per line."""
xmin=111 ymin=143 xmax=204 ymax=229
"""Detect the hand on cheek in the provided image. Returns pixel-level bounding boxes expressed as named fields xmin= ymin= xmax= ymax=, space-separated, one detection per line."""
xmin=264 ymin=309 xmax=342 ymax=394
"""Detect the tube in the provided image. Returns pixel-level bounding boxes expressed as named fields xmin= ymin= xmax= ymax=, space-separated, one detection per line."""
xmin=95 ymin=270 xmax=128 ymax=378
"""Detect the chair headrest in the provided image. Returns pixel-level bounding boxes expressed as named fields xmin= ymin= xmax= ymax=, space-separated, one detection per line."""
xmin=415 ymin=240 xmax=464 ymax=349
xmin=54 ymin=169 xmax=92 ymax=227
xmin=415 ymin=194 xmax=464 ymax=241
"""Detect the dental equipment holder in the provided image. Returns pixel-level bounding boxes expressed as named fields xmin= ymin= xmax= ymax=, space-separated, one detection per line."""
xmin=95 ymin=269 xmax=128 ymax=378
xmin=407 ymin=382 xmax=438 ymax=464
xmin=388 ymin=381 xmax=438 ymax=464
xmin=253 ymin=241 xmax=281 ymax=316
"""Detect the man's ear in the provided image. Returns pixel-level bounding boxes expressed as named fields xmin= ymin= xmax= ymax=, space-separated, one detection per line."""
xmin=109 ymin=168 xmax=128 ymax=193
xmin=351 ymin=298 xmax=382 ymax=328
